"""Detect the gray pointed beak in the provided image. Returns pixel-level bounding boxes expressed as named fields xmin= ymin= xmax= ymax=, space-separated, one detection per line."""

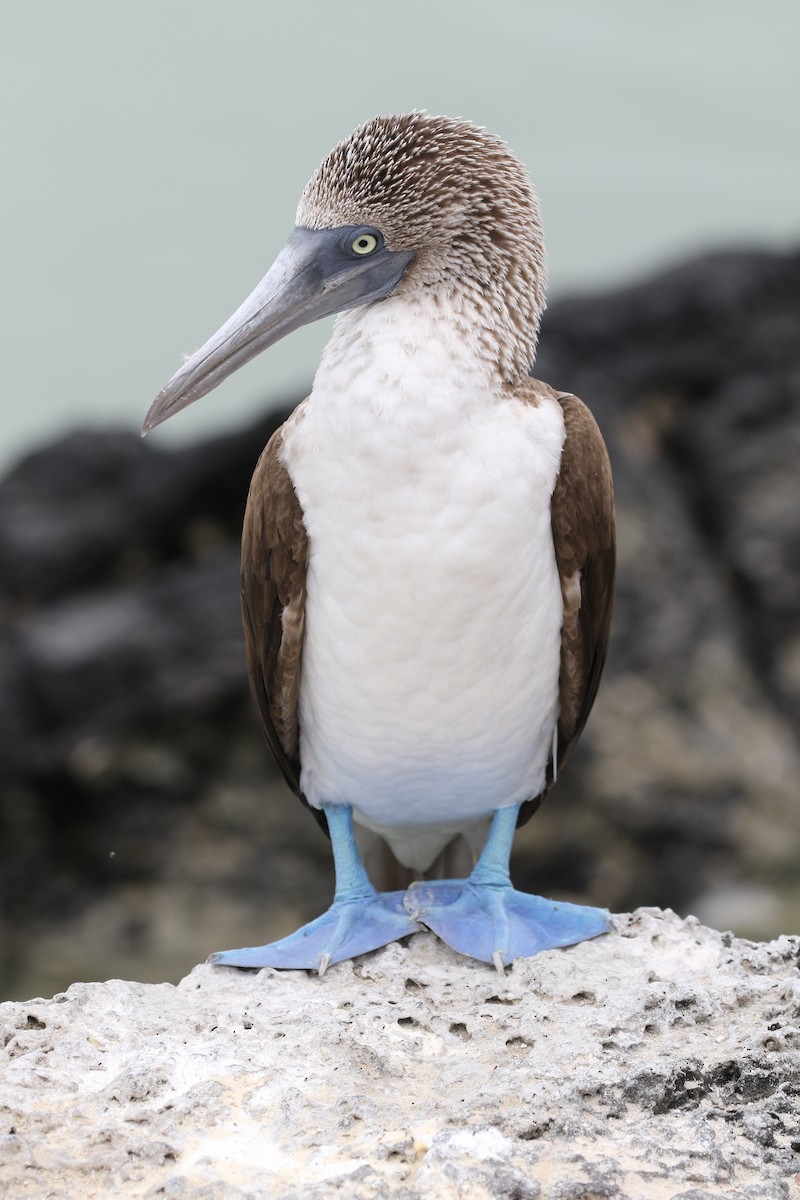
xmin=143 ymin=226 xmax=414 ymax=434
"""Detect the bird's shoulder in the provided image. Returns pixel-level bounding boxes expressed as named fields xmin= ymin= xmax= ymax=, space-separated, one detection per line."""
xmin=242 ymin=408 xmax=308 ymax=579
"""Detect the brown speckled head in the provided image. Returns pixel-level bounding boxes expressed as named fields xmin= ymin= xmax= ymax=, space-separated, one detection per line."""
xmin=296 ymin=112 xmax=546 ymax=382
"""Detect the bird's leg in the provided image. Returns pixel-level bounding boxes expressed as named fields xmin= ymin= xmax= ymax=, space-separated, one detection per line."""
xmin=404 ymin=805 xmax=611 ymax=971
xmin=210 ymin=804 xmax=420 ymax=973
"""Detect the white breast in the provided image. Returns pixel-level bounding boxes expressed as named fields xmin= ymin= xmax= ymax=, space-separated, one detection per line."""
xmin=280 ymin=296 xmax=566 ymax=870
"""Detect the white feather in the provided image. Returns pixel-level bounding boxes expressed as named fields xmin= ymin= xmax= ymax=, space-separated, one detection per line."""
xmin=280 ymin=295 xmax=565 ymax=870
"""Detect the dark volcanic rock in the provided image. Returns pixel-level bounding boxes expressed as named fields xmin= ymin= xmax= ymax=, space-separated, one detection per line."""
xmin=1 ymin=248 xmax=799 ymax=999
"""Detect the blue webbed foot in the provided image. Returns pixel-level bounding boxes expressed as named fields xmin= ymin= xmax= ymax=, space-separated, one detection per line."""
xmin=210 ymin=888 xmax=420 ymax=974
xmin=404 ymin=878 xmax=611 ymax=970
xmin=210 ymin=804 xmax=421 ymax=974
xmin=402 ymin=806 xmax=611 ymax=970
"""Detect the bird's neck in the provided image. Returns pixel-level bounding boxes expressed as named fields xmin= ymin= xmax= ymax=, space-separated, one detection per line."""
xmin=314 ymin=290 xmax=521 ymax=419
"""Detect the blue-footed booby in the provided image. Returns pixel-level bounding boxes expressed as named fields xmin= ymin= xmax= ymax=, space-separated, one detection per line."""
xmin=143 ymin=113 xmax=615 ymax=973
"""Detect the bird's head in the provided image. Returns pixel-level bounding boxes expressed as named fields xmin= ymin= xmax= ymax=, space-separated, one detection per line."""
xmin=143 ymin=113 xmax=545 ymax=434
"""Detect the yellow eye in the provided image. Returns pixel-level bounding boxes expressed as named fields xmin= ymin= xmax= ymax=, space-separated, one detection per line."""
xmin=351 ymin=232 xmax=379 ymax=255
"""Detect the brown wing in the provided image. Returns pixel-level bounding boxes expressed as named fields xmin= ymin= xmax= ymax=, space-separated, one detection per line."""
xmin=240 ymin=416 xmax=316 ymax=817
xmin=518 ymin=380 xmax=616 ymax=826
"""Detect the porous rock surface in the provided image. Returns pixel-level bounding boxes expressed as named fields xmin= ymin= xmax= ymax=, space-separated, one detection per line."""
xmin=2 ymin=910 xmax=799 ymax=1199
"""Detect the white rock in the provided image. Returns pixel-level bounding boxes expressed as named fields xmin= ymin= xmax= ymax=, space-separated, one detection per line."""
xmin=1 ymin=910 xmax=799 ymax=1199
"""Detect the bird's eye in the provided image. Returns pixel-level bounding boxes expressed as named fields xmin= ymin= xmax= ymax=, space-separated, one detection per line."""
xmin=351 ymin=232 xmax=379 ymax=256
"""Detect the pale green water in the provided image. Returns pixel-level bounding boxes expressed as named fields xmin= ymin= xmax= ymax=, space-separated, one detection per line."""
xmin=2 ymin=0 xmax=798 ymax=470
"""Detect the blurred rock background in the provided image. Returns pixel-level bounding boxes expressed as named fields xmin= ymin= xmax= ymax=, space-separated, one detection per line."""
xmin=1 ymin=247 xmax=798 ymax=1000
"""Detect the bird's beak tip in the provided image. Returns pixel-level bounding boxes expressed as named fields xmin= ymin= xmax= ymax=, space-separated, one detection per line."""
xmin=141 ymin=389 xmax=175 ymax=436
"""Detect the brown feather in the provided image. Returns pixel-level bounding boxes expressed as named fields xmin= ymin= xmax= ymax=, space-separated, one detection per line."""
xmin=517 ymin=380 xmax=616 ymax=827
xmin=240 ymin=412 xmax=323 ymax=826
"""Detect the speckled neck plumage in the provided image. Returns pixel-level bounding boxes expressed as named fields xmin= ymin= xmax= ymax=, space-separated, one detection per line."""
xmin=296 ymin=112 xmax=546 ymax=386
